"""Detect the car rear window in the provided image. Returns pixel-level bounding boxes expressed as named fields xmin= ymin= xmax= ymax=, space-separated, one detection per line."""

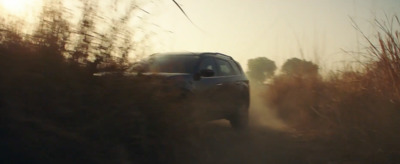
xmin=229 ymin=60 xmax=242 ymax=75
xmin=215 ymin=59 xmax=237 ymax=76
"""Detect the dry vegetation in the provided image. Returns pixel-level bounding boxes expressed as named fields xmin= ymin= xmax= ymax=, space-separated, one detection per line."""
xmin=263 ymin=16 xmax=400 ymax=162
xmin=0 ymin=1 xmax=201 ymax=163
xmin=1 ymin=0 xmax=400 ymax=163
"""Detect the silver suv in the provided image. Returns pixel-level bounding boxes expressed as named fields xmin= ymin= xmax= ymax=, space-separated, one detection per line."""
xmin=130 ymin=52 xmax=250 ymax=129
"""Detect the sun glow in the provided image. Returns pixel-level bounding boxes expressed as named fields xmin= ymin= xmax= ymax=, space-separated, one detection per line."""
xmin=0 ymin=0 xmax=34 ymax=15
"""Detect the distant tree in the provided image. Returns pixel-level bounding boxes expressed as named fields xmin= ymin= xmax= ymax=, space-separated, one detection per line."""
xmin=247 ymin=57 xmax=277 ymax=84
xmin=281 ymin=58 xmax=319 ymax=77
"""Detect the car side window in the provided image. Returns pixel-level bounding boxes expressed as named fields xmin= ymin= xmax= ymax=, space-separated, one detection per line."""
xmin=229 ymin=60 xmax=241 ymax=75
xmin=198 ymin=58 xmax=216 ymax=72
xmin=216 ymin=59 xmax=236 ymax=76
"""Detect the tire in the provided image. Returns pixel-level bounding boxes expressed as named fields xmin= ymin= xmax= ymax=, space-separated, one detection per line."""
xmin=229 ymin=102 xmax=249 ymax=130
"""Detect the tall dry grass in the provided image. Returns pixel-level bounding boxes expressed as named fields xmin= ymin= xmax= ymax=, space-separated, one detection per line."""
xmin=0 ymin=1 xmax=202 ymax=163
xmin=263 ymin=16 xmax=400 ymax=162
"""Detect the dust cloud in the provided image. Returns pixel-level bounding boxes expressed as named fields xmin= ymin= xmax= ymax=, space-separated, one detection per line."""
xmin=249 ymin=84 xmax=288 ymax=130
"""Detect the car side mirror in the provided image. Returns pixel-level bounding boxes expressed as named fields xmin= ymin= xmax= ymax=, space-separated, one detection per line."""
xmin=200 ymin=69 xmax=215 ymax=77
xmin=194 ymin=69 xmax=215 ymax=81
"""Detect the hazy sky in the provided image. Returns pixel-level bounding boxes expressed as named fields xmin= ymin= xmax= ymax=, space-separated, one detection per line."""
xmin=150 ymin=0 xmax=400 ymax=70
xmin=1 ymin=0 xmax=399 ymax=70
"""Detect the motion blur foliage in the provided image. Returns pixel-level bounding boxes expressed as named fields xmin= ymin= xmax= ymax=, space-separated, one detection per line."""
xmin=0 ymin=1 xmax=201 ymax=163
xmin=264 ymin=17 xmax=400 ymax=162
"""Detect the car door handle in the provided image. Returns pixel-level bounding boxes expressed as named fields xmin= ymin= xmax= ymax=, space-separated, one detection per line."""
xmin=216 ymin=83 xmax=223 ymax=86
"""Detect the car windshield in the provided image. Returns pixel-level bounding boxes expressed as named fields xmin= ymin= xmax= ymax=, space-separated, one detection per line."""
xmin=131 ymin=55 xmax=199 ymax=73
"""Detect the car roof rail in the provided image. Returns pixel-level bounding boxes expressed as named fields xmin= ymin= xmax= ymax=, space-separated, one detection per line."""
xmin=202 ymin=52 xmax=233 ymax=60
xmin=150 ymin=52 xmax=234 ymax=60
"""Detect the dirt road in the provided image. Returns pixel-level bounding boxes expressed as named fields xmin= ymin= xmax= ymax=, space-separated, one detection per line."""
xmin=179 ymin=89 xmax=347 ymax=164
xmin=186 ymin=120 xmax=330 ymax=164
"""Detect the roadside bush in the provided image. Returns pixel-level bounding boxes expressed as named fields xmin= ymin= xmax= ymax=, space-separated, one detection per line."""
xmin=263 ymin=17 xmax=400 ymax=162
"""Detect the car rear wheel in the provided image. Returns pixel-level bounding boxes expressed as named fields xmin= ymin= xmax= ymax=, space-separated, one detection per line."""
xmin=229 ymin=102 xmax=249 ymax=130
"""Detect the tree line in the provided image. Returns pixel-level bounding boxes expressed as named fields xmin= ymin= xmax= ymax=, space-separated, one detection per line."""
xmin=246 ymin=57 xmax=319 ymax=84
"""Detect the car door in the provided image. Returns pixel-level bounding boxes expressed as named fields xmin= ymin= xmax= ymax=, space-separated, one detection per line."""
xmin=214 ymin=58 xmax=243 ymax=112
xmin=192 ymin=57 xmax=221 ymax=116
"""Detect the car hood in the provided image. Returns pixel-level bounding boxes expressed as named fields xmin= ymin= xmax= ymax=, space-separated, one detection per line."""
xmin=93 ymin=71 xmax=195 ymax=92
xmin=125 ymin=72 xmax=191 ymax=77
xmin=94 ymin=71 xmax=192 ymax=79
